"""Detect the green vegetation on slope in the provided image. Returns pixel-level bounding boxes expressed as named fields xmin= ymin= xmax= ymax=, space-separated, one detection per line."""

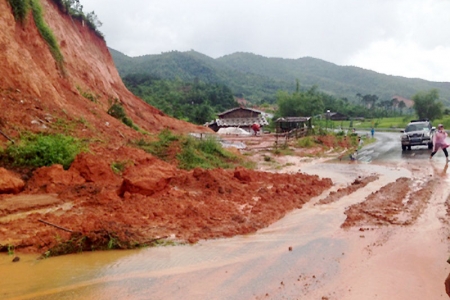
xmin=30 ymin=0 xmax=64 ymax=68
xmin=132 ymin=129 xmax=249 ymax=170
xmin=7 ymin=0 xmax=30 ymax=24
xmin=7 ymin=0 xmax=104 ymax=71
xmin=0 ymin=133 xmax=85 ymax=169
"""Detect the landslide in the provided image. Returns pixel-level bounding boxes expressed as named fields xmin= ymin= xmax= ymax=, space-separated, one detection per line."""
xmin=0 ymin=0 xmax=335 ymax=255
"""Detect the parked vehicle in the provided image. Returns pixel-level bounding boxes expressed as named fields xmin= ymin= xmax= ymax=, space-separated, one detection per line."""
xmin=400 ymin=119 xmax=435 ymax=151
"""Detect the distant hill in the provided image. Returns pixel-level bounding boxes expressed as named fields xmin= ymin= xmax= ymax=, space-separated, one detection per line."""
xmin=110 ymin=49 xmax=450 ymax=105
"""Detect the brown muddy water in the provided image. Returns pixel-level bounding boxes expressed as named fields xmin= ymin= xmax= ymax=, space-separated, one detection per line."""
xmin=1 ymin=162 xmax=449 ymax=300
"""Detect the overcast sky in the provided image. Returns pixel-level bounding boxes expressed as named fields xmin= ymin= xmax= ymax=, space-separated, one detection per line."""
xmin=82 ymin=0 xmax=450 ymax=82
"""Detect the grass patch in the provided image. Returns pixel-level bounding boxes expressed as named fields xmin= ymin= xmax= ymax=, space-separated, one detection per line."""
xmin=296 ymin=136 xmax=315 ymax=148
xmin=177 ymin=136 xmax=238 ymax=170
xmin=77 ymin=86 xmax=99 ymax=103
xmin=111 ymin=160 xmax=131 ymax=174
xmin=41 ymin=231 xmax=176 ymax=258
xmin=133 ymin=129 xmax=179 ymax=160
xmin=0 ymin=133 xmax=85 ymax=169
xmin=133 ymin=130 xmax=246 ymax=170
xmin=107 ymin=99 xmax=139 ymax=130
xmin=7 ymin=244 xmax=15 ymax=256
xmin=30 ymin=0 xmax=64 ymax=70
xmin=8 ymin=0 xmax=31 ymax=24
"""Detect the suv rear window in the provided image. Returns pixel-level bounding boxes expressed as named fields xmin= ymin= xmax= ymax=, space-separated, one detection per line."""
xmin=405 ymin=123 xmax=430 ymax=132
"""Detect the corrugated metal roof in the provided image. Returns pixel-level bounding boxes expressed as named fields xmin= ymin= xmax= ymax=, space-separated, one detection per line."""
xmin=275 ymin=117 xmax=311 ymax=123
xmin=216 ymin=116 xmax=269 ymax=127
xmin=217 ymin=107 xmax=263 ymax=117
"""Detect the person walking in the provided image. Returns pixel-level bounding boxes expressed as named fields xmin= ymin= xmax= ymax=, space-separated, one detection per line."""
xmin=430 ymin=124 xmax=449 ymax=161
xmin=371 ymin=127 xmax=375 ymax=138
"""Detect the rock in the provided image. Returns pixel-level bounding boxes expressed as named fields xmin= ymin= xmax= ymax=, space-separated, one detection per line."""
xmin=0 ymin=168 xmax=25 ymax=194
xmin=12 ymin=256 xmax=20 ymax=262
xmin=119 ymin=157 xmax=177 ymax=196
xmin=70 ymin=153 xmax=116 ymax=185
xmin=26 ymin=164 xmax=85 ymax=193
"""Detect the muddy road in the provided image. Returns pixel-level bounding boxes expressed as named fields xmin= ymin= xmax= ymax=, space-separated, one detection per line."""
xmin=1 ymin=131 xmax=450 ymax=300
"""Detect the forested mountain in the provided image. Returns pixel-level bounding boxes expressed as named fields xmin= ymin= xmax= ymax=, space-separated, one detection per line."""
xmin=109 ymin=48 xmax=450 ymax=106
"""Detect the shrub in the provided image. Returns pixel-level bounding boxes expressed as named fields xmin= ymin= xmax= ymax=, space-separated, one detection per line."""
xmin=1 ymin=133 xmax=84 ymax=169
xmin=177 ymin=136 xmax=237 ymax=170
xmin=297 ymin=136 xmax=315 ymax=148
xmin=133 ymin=129 xmax=179 ymax=160
xmin=30 ymin=0 xmax=64 ymax=68
xmin=111 ymin=161 xmax=129 ymax=174
xmin=133 ymin=130 xmax=242 ymax=170
xmin=50 ymin=0 xmax=104 ymax=39
xmin=7 ymin=0 xmax=31 ymax=24
xmin=107 ymin=99 xmax=139 ymax=130
xmin=77 ymin=87 xmax=98 ymax=102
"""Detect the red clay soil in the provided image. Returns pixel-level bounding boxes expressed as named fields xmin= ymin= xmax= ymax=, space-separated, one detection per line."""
xmin=341 ymin=177 xmax=436 ymax=228
xmin=0 ymin=1 xmax=335 ymax=255
xmin=316 ymin=175 xmax=379 ymax=205
xmin=0 ymin=149 xmax=332 ymax=254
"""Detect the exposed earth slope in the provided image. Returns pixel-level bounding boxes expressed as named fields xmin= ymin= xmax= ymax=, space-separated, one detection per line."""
xmin=0 ymin=0 xmax=335 ymax=255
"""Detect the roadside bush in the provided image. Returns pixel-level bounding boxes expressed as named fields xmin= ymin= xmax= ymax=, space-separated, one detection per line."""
xmin=0 ymin=133 xmax=84 ymax=169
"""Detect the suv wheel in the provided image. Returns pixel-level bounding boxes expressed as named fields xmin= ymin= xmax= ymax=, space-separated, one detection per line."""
xmin=408 ymin=145 xmax=412 ymax=151
xmin=428 ymin=143 xmax=433 ymax=150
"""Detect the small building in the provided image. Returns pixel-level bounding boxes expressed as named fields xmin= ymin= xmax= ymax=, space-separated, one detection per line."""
xmin=206 ymin=107 xmax=269 ymax=133
xmin=275 ymin=116 xmax=311 ymax=137
xmin=325 ymin=112 xmax=348 ymax=121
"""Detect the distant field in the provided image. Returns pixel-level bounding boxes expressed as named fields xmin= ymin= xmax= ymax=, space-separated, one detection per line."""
xmin=329 ymin=115 xmax=450 ymax=131
xmin=329 ymin=116 xmax=411 ymax=130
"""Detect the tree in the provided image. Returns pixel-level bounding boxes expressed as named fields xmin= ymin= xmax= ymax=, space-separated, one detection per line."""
xmin=412 ymin=89 xmax=443 ymax=120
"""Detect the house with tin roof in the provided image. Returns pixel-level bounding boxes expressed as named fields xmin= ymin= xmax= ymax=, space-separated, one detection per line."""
xmin=206 ymin=107 xmax=269 ymax=132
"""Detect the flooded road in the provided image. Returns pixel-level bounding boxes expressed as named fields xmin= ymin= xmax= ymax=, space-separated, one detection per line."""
xmin=1 ymin=131 xmax=450 ymax=299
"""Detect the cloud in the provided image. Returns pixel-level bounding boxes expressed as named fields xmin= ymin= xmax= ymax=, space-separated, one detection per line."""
xmin=82 ymin=0 xmax=450 ymax=81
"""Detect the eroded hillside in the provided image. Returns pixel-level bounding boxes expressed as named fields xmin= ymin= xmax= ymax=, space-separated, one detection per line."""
xmin=0 ymin=0 xmax=336 ymax=255
xmin=0 ymin=0 xmax=206 ymax=142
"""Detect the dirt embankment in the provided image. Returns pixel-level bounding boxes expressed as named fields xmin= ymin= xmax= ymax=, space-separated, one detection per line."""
xmin=0 ymin=147 xmax=333 ymax=255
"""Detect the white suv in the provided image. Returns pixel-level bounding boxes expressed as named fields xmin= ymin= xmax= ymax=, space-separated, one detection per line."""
xmin=401 ymin=120 xmax=435 ymax=151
